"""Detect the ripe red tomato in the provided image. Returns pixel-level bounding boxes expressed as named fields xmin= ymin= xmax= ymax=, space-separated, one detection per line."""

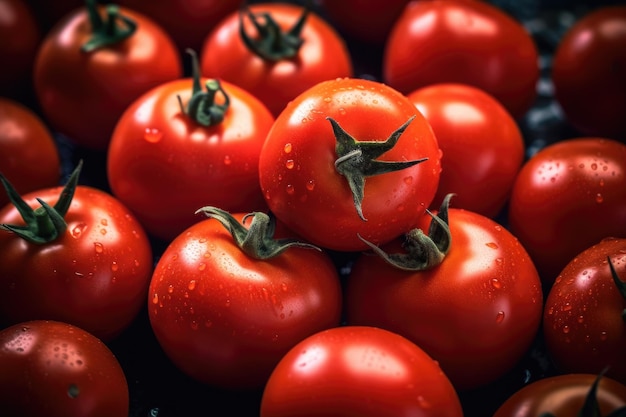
xmin=200 ymin=2 xmax=353 ymax=116
xmin=0 ymin=320 xmax=129 ymax=417
xmin=33 ymin=0 xmax=182 ymax=150
xmin=508 ymin=137 xmax=626 ymax=287
xmin=543 ymin=237 xmax=626 ymax=384
xmin=407 ymin=83 xmax=525 ymax=218
xmin=260 ymin=325 xmax=464 ymax=417
xmin=0 ymin=97 xmax=60 ymax=208
xmin=383 ymin=0 xmax=539 ymax=119
xmin=493 ymin=373 xmax=626 ymax=417
xmin=0 ymin=0 xmax=40 ymax=96
xmin=346 ymin=205 xmax=543 ymax=390
xmin=552 ymin=6 xmax=626 ymax=140
xmin=107 ymin=58 xmax=275 ymax=242
xmin=148 ymin=209 xmax=342 ymax=389
xmin=0 ymin=164 xmax=153 ymax=341
xmin=258 ymin=77 xmax=441 ymax=252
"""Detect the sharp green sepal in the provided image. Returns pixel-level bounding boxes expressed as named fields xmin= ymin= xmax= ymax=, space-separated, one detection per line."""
xmin=81 ymin=0 xmax=137 ymax=53
xmin=196 ymin=206 xmax=320 ymax=260
xmin=607 ymin=256 xmax=626 ymax=323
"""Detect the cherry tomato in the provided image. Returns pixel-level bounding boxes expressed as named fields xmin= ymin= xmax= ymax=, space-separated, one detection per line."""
xmin=407 ymin=83 xmax=524 ymax=218
xmin=107 ymin=53 xmax=275 ymax=242
xmin=508 ymin=137 xmax=626 ymax=287
xmin=346 ymin=204 xmax=543 ymax=390
xmin=260 ymin=325 xmax=464 ymax=417
xmin=0 ymin=163 xmax=153 ymax=341
xmin=258 ymin=77 xmax=441 ymax=252
xmin=33 ymin=0 xmax=182 ymax=150
xmin=148 ymin=209 xmax=342 ymax=389
xmin=0 ymin=320 xmax=129 ymax=417
xmin=0 ymin=97 xmax=60 ymax=208
xmin=493 ymin=373 xmax=626 ymax=417
xmin=543 ymin=237 xmax=626 ymax=384
xmin=552 ymin=6 xmax=626 ymax=140
xmin=383 ymin=0 xmax=539 ymax=119
xmin=200 ymin=2 xmax=353 ymax=116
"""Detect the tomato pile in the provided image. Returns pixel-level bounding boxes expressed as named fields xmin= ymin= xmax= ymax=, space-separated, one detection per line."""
xmin=1 ymin=0 xmax=626 ymax=416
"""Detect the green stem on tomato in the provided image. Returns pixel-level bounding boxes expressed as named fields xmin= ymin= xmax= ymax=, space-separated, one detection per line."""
xmin=607 ymin=257 xmax=626 ymax=323
xmin=82 ymin=0 xmax=137 ymax=52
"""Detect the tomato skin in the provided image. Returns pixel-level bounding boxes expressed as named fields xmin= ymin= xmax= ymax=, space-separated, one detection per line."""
xmin=107 ymin=77 xmax=275 ymax=242
xmin=0 ymin=97 xmax=60 ymax=208
xmin=508 ymin=138 xmax=626 ymax=286
xmin=258 ymin=77 xmax=441 ymax=252
xmin=33 ymin=4 xmax=183 ymax=150
xmin=0 ymin=320 xmax=129 ymax=417
xmin=543 ymin=237 xmax=626 ymax=383
xmin=346 ymin=208 xmax=543 ymax=390
xmin=493 ymin=373 xmax=626 ymax=417
xmin=552 ymin=6 xmax=626 ymax=140
xmin=0 ymin=186 xmax=153 ymax=341
xmin=407 ymin=83 xmax=524 ymax=218
xmin=260 ymin=325 xmax=463 ymax=417
xmin=200 ymin=2 xmax=353 ymax=116
xmin=383 ymin=0 xmax=539 ymax=119
xmin=148 ymin=213 xmax=342 ymax=389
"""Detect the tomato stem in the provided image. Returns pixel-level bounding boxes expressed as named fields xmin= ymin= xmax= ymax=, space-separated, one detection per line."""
xmin=0 ymin=161 xmax=82 ymax=244
xmin=82 ymin=0 xmax=137 ymax=52
xmin=238 ymin=3 xmax=308 ymax=61
xmin=607 ymin=257 xmax=626 ymax=323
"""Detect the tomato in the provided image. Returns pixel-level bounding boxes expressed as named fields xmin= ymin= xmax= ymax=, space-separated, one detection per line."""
xmin=115 ymin=0 xmax=239 ymax=53
xmin=552 ymin=6 xmax=626 ymax=140
xmin=260 ymin=325 xmax=464 ymax=417
xmin=0 ymin=97 xmax=60 ymax=208
xmin=0 ymin=163 xmax=153 ymax=341
xmin=493 ymin=373 xmax=626 ymax=417
xmin=543 ymin=237 xmax=626 ymax=384
xmin=148 ymin=208 xmax=342 ymax=389
xmin=200 ymin=2 xmax=353 ymax=116
xmin=0 ymin=0 xmax=40 ymax=97
xmin=320 ymin=0 xmax=410 ymax=45
xmin=345 ymin=200 xmax=543 ymax=390
xmin=33 ymin=0 xmax=182 ymax=150
xmin=107 ymin=51 xmax=275 ymax=242
xmin=258 ymin=77 xmax=441 ymax=252
xmin=0 ymin=320 xmax=129 ymax=417
xmin=508 ymin=137 xmax=626 ymax=287
xmin=383 ymin=0 xmax=539 ymax=119
xmin=407 ymin=83 xmax=525 ymax=218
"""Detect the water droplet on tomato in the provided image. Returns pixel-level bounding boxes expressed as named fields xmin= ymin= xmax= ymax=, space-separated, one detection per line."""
xmin=285 ymin=159 xmax=295 ymax=169
xmin=600 ymin=331 xmax=608 ymax=341
xmin=495 ymin=311 xmax=505 ymax=324
xmin=152 ymin=293 xmax=159 ymax=304
xmin=595 ymin=193 xmax=604 ymax=203
xmin=562 ymin=325 xmax=570 ymax=334
xmin=188 ymin=280 xmax=197 ymax=291
xmin=167 ymin=285 xmax=174 ymax=294
xmin=190 ymin=321 xmax=198 ymax=331
xmin=94 ymin=242 xmax=104 ymax=253
xmin=485 ymin=242 xmax=498 ymax=249
xmin=286 ymin=184 xmax=295 ymax=195
xmin=561 ymin=303 xmax=572 ymax=312
xmin=305 ymin=180 xmax=315 ymax=191
xmin=323 ymin=97 xmax=332 ymax=103
xmin=264 ymin=190 xmax=271 ymax=200
xmin=591 ymin=163 xmax=598 ymax=170
xmin=144 ymin=127 xmax=163 ymax=143
xmin=110 ymin=262 xmax=118 ymax=272
xmin=223 ymin=155 xmax=232 ymax=165
xmin=198 ymin=263 xmax=206 ymax=271
xmin=403 ymin=176 xmax=413 ymax=185
xmin=577 ymin=315 xmax=584 ymax=323
xmin=67 ymin=384 xmax=80 ymax=399
xmin=490 ymin=278 xmax=502 ymax=289
xmin=71 ymin=223 xmax=87 ymax=238
xmin=283 ymin=143 xmax=292 ymax=153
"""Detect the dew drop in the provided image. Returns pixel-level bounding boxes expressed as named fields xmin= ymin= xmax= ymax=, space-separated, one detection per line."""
xmin=100 ymin=219 xmax=108 ymax=226
xmin=190 ymin=321 xmax=199 ymax=331
xmin=264 ymin=190 xmax=271 ymax=200
xmin=285 ymin=159 xmax=295 ymax=169
xmin=94 ymin=242 xmax=104 ymax=254
xmin=283 ymin=143 xmax=292 ymax=153
xmin=152 ymin=293 xmax=159 ymax=305
xmin=67 ymin=384 xmax=79 ymax=399
xmin=577 ymin=315 xmax=584 ymax=324
xmin=188 ymin=280 xmax=197 ymax=291
xmin=600 ymin=331 xmax=608 ymax=341
xmin=562 ymin=325 xmax=570 ymax=334
xmin=306 ymin=180 xmax=315 ymax=191
xmin=486 ymin=242 xmax=499 ymax=249
xmin=110 ymin=262 xmax=118 ymax=272
xmin=323 ymin=97 xmax=332 ymax=103
xmin=495 ymin=311 xmax=505 ymax=324
xmin=403 ymin=176 xmax=413 ymax=185
xmin=591 ymin=163 xmax=598 ymax=170
xmin=595 ymin=193 xmax=603 ymax=203
xmin=71 ymin=223 xmax=88 ymax=238
xmin=198 ymin=263 xmax=206 ymax=271
xmin=223 ymin=155 xmax=232 ymax=165
xmin=286 ymin=184 xmax=295 ymax=195
xmin=561 ymin=303 xmax=572 ymax=312
xmin=167 ymin=285 xmax=174 ymax=294
xmin=144 ymin=127 xmax=163 ymax=143
xmin=490 ymin=278 xmax=502 ymax=289
xmin=494 ymin=225 xmax=503 ymax=232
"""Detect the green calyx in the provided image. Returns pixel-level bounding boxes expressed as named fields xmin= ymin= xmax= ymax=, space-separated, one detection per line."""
xmin=239 ymin=3 xmax=309 ymax=61
xmin=195 ymin=206 xmax=320 ymax=260
xmin=81 ymin=0 xmax=137 ymax=53
xmin=178 ymin=49 xmax=230 ymax=127
xmin=607 ymin=257 xmax=626 ymax=323
xmin=330 ymin=115 xmax=428 ymax=221
xmin=357 ymin=193 xmax=454 ymax=271
xmin=0 ymin=161 xmax=82 ymax=244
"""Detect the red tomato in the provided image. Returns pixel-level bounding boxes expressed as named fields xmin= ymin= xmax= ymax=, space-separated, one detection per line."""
xmin=552 ymin=6 xmax=626 ymax=140
xmin=383 ymin=0 xmax=539 ymax=119
xmin=0 ymin=164 xmax=153 ymax=341
xmin=107 ymin=60 xmax=275 ymax=242
xmin=33 ymin=0 xmax=182 ymax=150
xmin=260 ymin=325 xmax=464 ymax=417
xmin=508 ymin=137 xmax=626 ymax=287
xmin=543 ymin=237 xmax=626 ymax=384
xmin=346 ymin=206 xmax=543 ymax=390
xmin=320 ymin=0 xmax=410 ymax=45
xmin=200 ymin=2 xmax=353 ymax=116
xmin=407 ymin=83 xmax=524 ymax=218
xmin=493 ymin=373 xmax=626 ymax=417
xmin=0 ymin=97 xmax=60 ymax=208
xmin=0 ymin=320 xmax=129 ymax=417
xmin=258 ymin=77 xmax=441 ymax=252
xmin=148 ymin=209 xmax=342 ymax=389
xmin=0 ymin=0 xmax=40 ymax=96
